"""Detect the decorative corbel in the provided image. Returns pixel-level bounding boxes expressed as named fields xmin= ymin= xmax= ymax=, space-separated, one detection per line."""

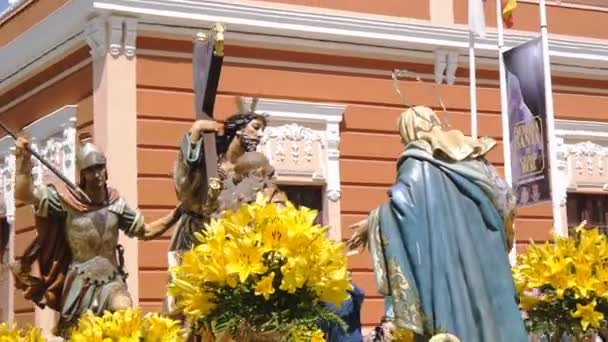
xmin=108 ymin=16 xmax=123 ymax=57
xmin=434 ymin=50 xmax=459 ymax=85
xmin=84 ymin=17 xmax=107 ymax=60
xmin=434 ymin=50 xmax=448 ymax=84
xmin=123 ymin=18 xmax=138 ymax=59
xmin=445 ymin=51 xmax=459 ymax=85
xmin=84 ymin=16 xmax=138 ymax=59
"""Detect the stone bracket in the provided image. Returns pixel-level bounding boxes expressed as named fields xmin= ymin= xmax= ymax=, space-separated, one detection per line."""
xmin=85 ymin=16 xmax=138 ymax=60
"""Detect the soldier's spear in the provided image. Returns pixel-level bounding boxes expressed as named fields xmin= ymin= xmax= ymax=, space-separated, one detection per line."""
xmin=0 ymin=120 xmax=92 ymax=203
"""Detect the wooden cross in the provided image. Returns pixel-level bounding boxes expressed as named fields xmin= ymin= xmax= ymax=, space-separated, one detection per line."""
xmin=192 ymin=24 xmax=225 ymax=180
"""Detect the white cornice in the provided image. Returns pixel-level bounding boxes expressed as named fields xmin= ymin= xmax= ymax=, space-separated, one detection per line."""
xmin=555 ymin=120 xmax=608 ymax=141
xmin=3 ymin=0 xmax=608 ymax=93
xmin=242 ymin=97 xmax=345 ymax=125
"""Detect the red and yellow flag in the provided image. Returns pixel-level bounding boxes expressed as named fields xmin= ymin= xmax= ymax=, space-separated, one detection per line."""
xmin=502 ymin=0 xmax=517 ymax=28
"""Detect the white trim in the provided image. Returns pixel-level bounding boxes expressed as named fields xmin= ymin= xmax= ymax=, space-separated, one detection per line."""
xmin=556 ymin=120 xmax=608 ymax=141
xmin=243 ymin=98 xmax=345 ymax=125
xmin=0 ymin=145 xmax=15 ymax=324
xmin=0 ymin=58 xmax=91 ymax=114
xmin=3 ymin=0 xmax=608 ymax=93
xmin=0 ymin=0 xmax=93 ymax=86
xmin=554 ymin=119 xmax=608 ymax=221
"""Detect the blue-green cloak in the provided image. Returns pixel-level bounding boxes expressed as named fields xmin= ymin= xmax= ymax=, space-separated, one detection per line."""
xmin=369 ymin=144 xmax=527 ymax=341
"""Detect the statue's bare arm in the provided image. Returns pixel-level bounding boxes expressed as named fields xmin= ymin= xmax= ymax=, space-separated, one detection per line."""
xmin=347 ymin=217 xmax=369 ymax=251
xmin=14 ymin=137 xmax=39 ymax=206
xmin=138 ymin=205 xmax=183 ymax=241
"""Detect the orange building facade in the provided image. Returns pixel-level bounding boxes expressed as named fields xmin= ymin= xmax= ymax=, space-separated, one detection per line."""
xmin=1 ymin=0 xmax=608 ymax=338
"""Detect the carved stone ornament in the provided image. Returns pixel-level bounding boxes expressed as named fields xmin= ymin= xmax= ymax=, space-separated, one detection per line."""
xmin=566 ymin=141 xmax=608 ymax=177
xmin=260 ymin=123 xmax=325 ymax=164
xmin=326 ymin=189 xmax=341 ymax=202
xmin=85 ymin=16 xmax=138 ymax=59
xmin=555 ymin=140 xmax=608 ymax=206
xmin=30 ymin=129 xmax=77 ymax=186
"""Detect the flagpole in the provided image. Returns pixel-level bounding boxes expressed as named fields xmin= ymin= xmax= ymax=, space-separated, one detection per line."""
xmin=539 ymin=0 xmax=564 ymax=236
xmin=496 ymin=0 xmax=510 ymax=188
xmin=469 ymin=32 xmax=478 ymax=139
xmin=496 ymin=0 xmax=516 ymax=264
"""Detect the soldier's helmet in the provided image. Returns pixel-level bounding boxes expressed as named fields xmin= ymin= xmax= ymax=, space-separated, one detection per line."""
xmin=76 ymin=141 xmax=106 ymax=172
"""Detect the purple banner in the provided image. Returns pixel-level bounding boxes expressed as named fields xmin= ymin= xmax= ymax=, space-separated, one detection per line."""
xmin=503 ymin=37 xmax=552 ymax=207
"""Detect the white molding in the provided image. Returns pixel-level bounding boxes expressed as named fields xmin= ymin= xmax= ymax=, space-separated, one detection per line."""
xmin=0 ymin=136 xmax=15 ymax=324
xmin=555 ymin=120 xmax=608 ymax=141
xmin=244 ymin=98 xmax=345 ymax=125
xmin=0 ymin=0 xmax=92 ymax=89
xmin=0 ymin=59 xmax=91 ymax=114
xmin=555 ymin=120 xmax=608 ymax=212
xmin=4 ymin=0 xmax=608 ymax=93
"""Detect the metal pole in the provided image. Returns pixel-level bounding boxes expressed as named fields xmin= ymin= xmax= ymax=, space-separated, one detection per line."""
xmin=469 ymin=32 xmax=478 ymax=139
xmin=496 ymin=0 xmax=517 ymax=264
xmin=497 ymin=0 xmax=511 ymax=188
xmin=539 ymin=0 xmax=564 ymax=235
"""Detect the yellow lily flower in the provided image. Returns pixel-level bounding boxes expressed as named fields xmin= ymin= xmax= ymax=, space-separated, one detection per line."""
xmin=571 ymin=301 xmax=604 ymax=331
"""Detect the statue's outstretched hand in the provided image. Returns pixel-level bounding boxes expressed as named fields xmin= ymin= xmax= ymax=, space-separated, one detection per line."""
xmin=347 ymin=218 xmax=369 ymax=251
xmin=14 ymin=136 xmax=30 ymax=158
xmin=189 ymin=119 xmax=224 ymax=143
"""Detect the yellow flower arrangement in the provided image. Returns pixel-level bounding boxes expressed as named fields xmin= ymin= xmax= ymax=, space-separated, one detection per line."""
xmin=69 ymin=308 xmax=184 ymax=342
xmin=168 ymin=195 xmax=353 ymax=340
xmin=0 ymin=322 xmax=45 ymax=342
xmin=512 ymin=224 xmax=608 ymax=338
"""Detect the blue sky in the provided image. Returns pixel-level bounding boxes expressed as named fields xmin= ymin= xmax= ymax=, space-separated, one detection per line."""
xmin=0 ymin=0 xmax=9 ymax=12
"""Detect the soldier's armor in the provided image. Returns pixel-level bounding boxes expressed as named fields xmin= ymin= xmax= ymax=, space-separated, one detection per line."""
xmin=64 ymin=200 xmax=127 ymax=283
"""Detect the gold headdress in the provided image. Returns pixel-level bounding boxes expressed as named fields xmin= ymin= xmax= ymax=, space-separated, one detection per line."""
xmin=392 ymin=70 xmax=496 ymax=161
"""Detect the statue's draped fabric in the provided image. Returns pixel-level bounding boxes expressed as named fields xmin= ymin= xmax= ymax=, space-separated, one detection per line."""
xmin=170 ymin=133 xmax=213 ymax=252
xmin=369 ymin=146 xmax=527 ymax=341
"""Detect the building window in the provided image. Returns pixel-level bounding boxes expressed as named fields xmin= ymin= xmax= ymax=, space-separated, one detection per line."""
xmin=0 ymin=216 xmax=7 ymax=263
xmin=567 ymin=193 xmax=608 ymax=234
xmin=281 ymin=185 xmax=324 ymax=225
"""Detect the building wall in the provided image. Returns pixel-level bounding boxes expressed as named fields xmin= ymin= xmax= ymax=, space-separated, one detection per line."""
xmin=2 ymin=0 xmax=608 ymax=332
xmin=0 ymin=47 xmax=92 ymax=326
xmin=256 ymin=0 xmax=431 ymax=20
xmin=131 ymin=34 xmax=608 ymax=327
xmin=453 ymin=0 xmax=607 ymax=40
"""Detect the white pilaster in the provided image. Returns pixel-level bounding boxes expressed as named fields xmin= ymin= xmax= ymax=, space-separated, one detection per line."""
xmin=85 ymin=15 xmax=140 ymax=305
xmin=0 ymin=137 xmax=15 ymax=324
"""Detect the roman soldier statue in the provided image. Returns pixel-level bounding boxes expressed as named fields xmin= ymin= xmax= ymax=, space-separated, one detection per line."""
xmin=11 ymin=136 xmax=182 ymax=337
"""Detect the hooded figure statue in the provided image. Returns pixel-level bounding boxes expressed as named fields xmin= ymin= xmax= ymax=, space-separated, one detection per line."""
xmin=349 ymin=106 xmax=526 ymax=341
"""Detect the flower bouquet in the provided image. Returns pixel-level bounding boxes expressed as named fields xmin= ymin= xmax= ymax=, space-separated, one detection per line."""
xmin=0 ymin=322 xmax=45 ymax=342
xmin=168 ymin=195 xmax=352 ymax=341
xmin=512 ymin=224 xmax=608 ymax=340
xmin=69 ymin=308 xmax=184 ymax=341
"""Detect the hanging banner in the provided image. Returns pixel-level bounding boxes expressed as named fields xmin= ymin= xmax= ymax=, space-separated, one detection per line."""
xmin=503 ymin=37 xmax=552 ymax=207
